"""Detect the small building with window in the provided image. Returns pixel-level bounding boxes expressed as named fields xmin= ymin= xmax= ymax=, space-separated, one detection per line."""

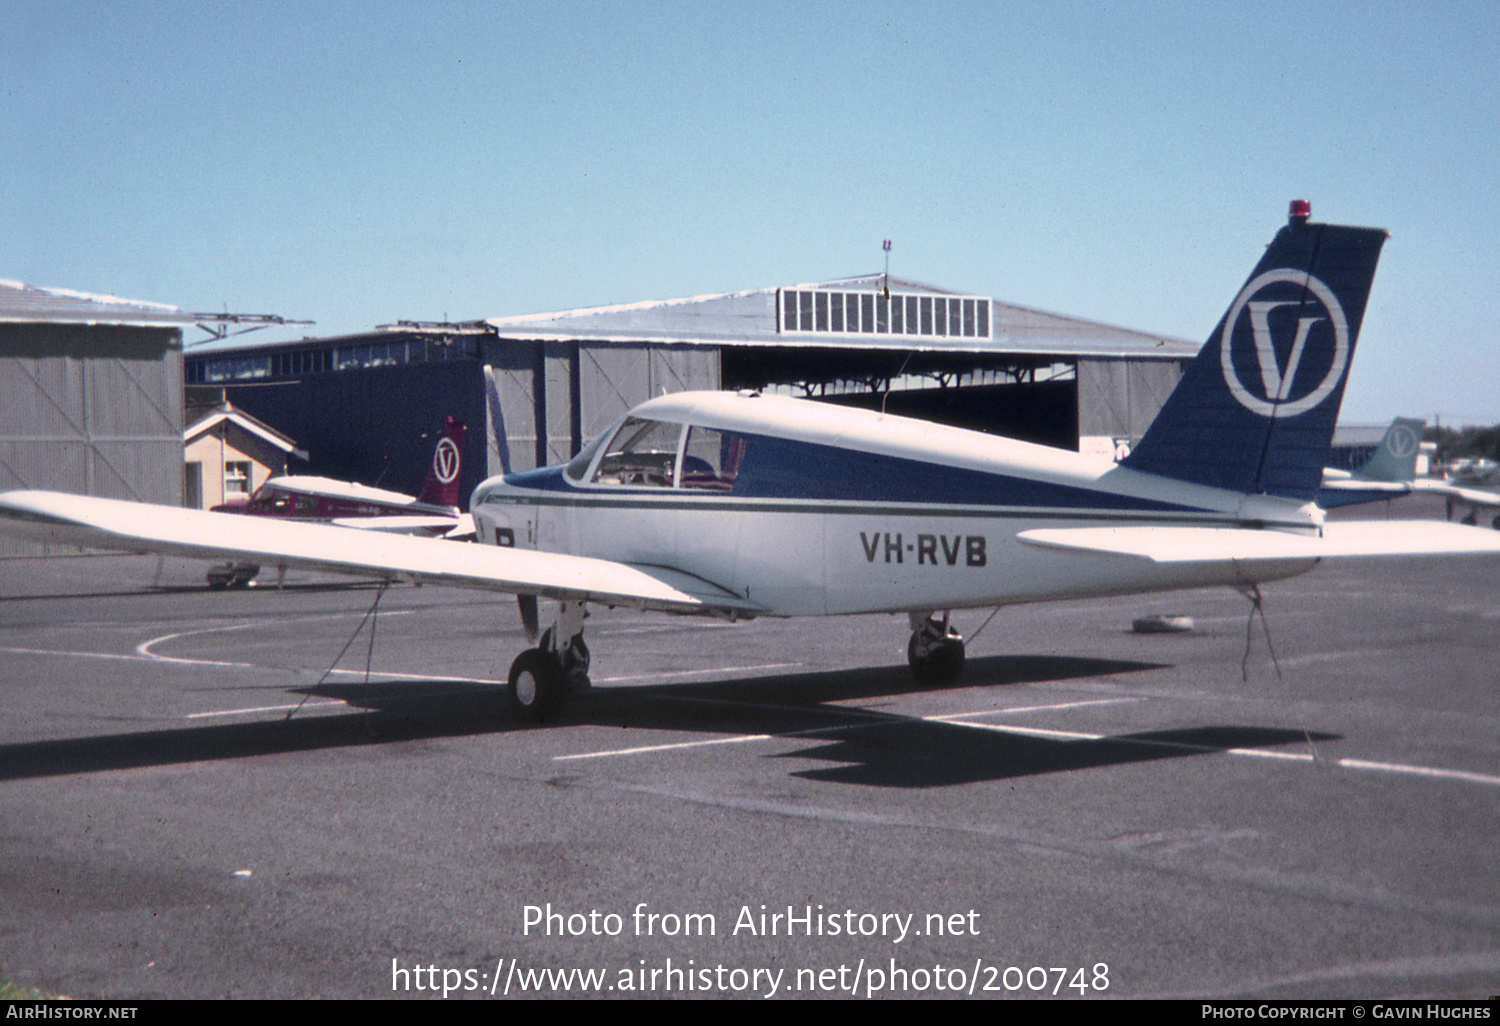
xmin=182 ymin=401 xmax=301 ymax=509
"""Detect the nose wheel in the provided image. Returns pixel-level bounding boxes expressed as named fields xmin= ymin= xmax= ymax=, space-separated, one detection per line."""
xmin=907 ymin=612 xmax=965 ymax=686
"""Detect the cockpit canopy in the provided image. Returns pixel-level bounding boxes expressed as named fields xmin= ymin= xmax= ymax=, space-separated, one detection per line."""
xmin=566 ymin=417 xmax=748 ymax=491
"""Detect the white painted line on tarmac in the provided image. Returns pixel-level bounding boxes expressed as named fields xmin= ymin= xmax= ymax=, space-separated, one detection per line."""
xmin=320 ymin=667 xmax=505 ymax=684
xmin=925 ymin=697 xmax=1142 ymax=719
xmin=939 ymin=715 xmax=1500 ymax=788
xmin=556 ymin=696 xmax=1500 ymax=790
xmin=2 ymin=646 xmax=158 ymax=663
xmin=555 ymin=733 xmax=772 ymax=760
xmin=594 ymin=663 xmax=803 ymax=684
xmin=940 ymin=720 xmax=1102 ymax=741
xmin=135 ymin=610 xmax=419 ymax=663
xmin=555 ymin=699 xmax=1132 ymax=761
xmin=186 ymin=701 xmax=348 ymax=719
xmin=1336 ymin=757 xmax=1500 ymax=788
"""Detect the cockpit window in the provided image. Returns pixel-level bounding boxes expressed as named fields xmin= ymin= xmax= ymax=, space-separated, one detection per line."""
xmin=591 ymin=418 xmax=684 ymax=488
xmin=564 ymin=430 xmax=609 ymax=481
xmin=679 ymin=426 xmax=747 ymax=491
xmin=249 ymin=489 xmax=291 ymax=514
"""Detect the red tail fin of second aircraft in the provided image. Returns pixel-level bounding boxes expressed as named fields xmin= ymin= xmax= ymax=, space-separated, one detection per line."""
xmin=416 ymin=417 xmax=466 ymax=509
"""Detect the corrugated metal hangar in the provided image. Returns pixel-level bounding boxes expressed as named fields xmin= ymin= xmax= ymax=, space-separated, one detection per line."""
xmin=0 ymin=282 xmax=190 ymax=555
xmin=187 ymin=274 xmax=1198 ymax=503
xmin=0 ymin=281 xmax=307 ymax=554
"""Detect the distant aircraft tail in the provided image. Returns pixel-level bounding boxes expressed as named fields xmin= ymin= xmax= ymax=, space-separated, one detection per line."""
xmin=415 ymin=417 xmax=466 ymax=509
xmin=1351 ymin=417 xmax=1425 ymax=482
xmin=1123 ymin=202 xmax=1388 ymax=501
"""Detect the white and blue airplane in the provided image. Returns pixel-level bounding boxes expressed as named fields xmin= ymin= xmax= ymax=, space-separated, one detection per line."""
xmin=5 ymin=203 xmax=1500 ymax=721
xmin=1319 ymin=417 xmax=1500 ymax=527
xmin=1317 ymin=417 xmax=1428 ymax=509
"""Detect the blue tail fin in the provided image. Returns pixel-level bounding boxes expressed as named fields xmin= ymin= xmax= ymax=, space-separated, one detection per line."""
xmin=1123 ymin=205 xmax=1387 ymax=500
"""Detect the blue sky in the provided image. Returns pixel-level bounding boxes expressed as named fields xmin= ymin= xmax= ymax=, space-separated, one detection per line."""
xmin=5 ymin=0 xmax=1498 ymax=424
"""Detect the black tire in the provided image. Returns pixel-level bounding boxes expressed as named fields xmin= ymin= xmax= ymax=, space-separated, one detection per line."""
xmin=508 ymin=648 xmax=565 ymax=723
xmin=907 ymin=632 xmax=965 ymax=687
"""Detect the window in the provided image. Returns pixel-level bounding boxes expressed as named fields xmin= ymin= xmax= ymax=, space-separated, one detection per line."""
xmin=224 ymin=461 xmax=252 ymax=494
xmin=591 ymin=418 xmax=684 ymax=488
xmin=564 ymin=430 xmax=610 ymax=482
xmin=779 ymin=289 xmax=990 ymax=340
xmin=679 ymin=427 xmax=747 ymax=491
xmin=581 ymin=419 xmax=749 ymax=491
xmin=204 ymin=356 xmax=272 ymax=382
xmin=270 ymin=348 xmax=333 ymax=376
xmin=248 ymin=488 xmax=289 ymax=513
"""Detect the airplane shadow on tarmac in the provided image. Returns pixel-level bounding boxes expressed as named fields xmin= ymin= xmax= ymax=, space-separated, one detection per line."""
xmin=0 ymin=653 xmax=1335 ymax=787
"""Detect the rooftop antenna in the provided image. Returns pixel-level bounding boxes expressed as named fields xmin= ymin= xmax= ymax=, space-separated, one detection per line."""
xmin=882 ymin=239 xmax=892 ymax=299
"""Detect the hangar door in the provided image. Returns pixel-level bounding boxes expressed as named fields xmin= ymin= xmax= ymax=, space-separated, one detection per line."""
xmin=0 ymin=324 xmax=184 ymax=555
xmin=578 ymin=342 xmax=719 ymax=443
xmin=1076 ymin=357 xmax=1188 ymax=447
xmin=485 ymin=340 xmax=720 ymax=473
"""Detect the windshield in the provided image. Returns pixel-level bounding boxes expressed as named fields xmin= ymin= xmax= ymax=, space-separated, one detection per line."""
xmin=564 ymin=430 xmax=610 ymax=482
xmin=591 ymin=418 xmax=684 ymax=488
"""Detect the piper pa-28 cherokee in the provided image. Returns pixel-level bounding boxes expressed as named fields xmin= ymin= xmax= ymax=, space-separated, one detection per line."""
xmin=5 ymin=201 xmax=1500 ymax=722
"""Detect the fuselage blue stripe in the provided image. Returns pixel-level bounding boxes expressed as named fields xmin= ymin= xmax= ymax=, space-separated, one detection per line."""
xmin=503 ymin=432 xmax=1211 ymax=515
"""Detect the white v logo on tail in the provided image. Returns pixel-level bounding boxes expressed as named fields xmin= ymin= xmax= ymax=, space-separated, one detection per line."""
xmin=1126 ymin=205 xmax=1383 ymax=500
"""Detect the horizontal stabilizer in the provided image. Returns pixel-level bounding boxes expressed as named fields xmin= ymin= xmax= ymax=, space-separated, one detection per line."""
xmin=1018 ymin=521 xmax=1500 ymax=564
xmin=1317 ymin=478 xmax=1410 ymax=496
xmin=0 ymin=491 xmax=757 ymax=615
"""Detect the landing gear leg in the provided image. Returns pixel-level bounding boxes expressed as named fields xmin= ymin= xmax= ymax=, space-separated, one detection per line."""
xmin=507 ymin=599 xmax=590 ymax=722
xmin=907 ymin=611 xmax=965 ymax=686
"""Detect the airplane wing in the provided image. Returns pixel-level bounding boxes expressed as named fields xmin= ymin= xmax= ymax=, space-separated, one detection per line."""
xmin=0 ymin=490 xmax=758 ymax=615
xmin=1409 ymin=479 xmax=1500 ymax=508
xmin=1017 ymin=521 xmax=1500 ymax=564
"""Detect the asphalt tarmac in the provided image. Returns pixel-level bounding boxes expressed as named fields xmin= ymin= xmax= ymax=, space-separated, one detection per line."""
xmin=0 ymin=494 xmax=1496 ymax=999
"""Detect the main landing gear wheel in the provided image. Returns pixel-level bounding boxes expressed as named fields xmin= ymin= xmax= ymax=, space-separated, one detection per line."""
xmin=907 ymin=614 xmax=965 ymax=687
xmin=507 ymin=621 xmax=591 ymax=724
xmin=508 ymin=649 xmax=565 ymax=723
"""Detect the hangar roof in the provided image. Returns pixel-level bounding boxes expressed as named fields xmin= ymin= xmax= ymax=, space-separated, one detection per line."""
xmin=487 ymin=274 xmax=1199 ymax=360
xmin=0 ymin=280 xmax=311 ymax=339
xmin=185 ymin=404 xmax=299 ymax=453
xmin=0 ymin=279 xmax=196 ymax=327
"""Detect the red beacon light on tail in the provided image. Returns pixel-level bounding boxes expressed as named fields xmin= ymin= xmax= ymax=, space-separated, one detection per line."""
xmin=1289 ymin=198 xmax=1312 ymax=225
